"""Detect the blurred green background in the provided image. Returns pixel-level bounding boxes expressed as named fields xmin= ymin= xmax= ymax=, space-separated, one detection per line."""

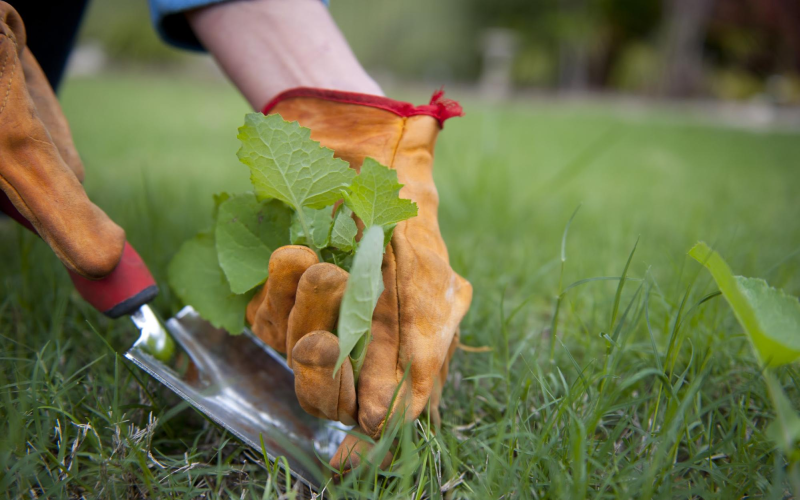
xmin=78 ymin=0 xmax=800 ymax=103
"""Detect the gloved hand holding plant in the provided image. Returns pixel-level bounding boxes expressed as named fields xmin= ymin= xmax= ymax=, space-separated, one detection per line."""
xmin=169 ymin=88 xmax=472 ymax=473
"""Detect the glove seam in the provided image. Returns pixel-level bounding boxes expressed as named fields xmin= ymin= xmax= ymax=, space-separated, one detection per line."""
xmin=386 ymin=117 xmax=405 ymax=174
xmin=389 ymin=118 xmax=407 ymax=389
xmin=0 ymin=37 xmax=9 ymax=81
xmin=0 ymin=34 xmax=17 ymax=116
xmin=361 ymin=116 xmax=408 ymax=438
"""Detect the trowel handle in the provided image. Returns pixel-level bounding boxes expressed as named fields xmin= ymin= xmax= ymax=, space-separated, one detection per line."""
xmin=1 ymin=193 xmax=158 ymax=318
xmin=67 ymin=243 xmax=159 ymax=318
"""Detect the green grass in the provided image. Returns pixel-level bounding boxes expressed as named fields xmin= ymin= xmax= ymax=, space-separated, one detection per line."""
xmin=2 ymin=73 xmax=799 ymax=498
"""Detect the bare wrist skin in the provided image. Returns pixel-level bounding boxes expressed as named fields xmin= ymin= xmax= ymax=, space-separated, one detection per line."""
xmin=185 ymin=0 xmax=383 ymax=110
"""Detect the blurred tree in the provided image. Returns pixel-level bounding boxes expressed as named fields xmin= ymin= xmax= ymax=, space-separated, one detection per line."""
xmin=80 ymin=0 xmax=190 ymax=63
xmin=468 ymin=0 xmax=662 ymax=90
xmin=706 ymin=0 xmax=800 ymax=101
xmin=594 ymin=0 xmax=661 ymax=88
xmin=658 ymin=0 xmax=716 ymax=97
xmin=69 ymin=0 xmax=800 ymax=102
xmin=709 ymin=0 xmax=800 ymax=74
xmin=556 ymin=0 xmax=591 ymax=91
xmin=468 ymin=0 xmax=560 ymax=87
xmin=329 ymin=0 xmax=475 ymax=84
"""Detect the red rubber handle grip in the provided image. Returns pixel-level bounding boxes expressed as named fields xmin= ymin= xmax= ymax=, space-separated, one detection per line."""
xmin=1 ymin=193 xmax=158 ymax=318
xmin=66 ymin=242 xmax=158 ymax=317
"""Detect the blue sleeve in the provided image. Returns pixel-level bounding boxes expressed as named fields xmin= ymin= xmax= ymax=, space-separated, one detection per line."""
xmin=148 ymin=0 xmax=330 ymax=51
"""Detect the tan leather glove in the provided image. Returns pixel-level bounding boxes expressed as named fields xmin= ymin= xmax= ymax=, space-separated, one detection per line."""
xmin=245 ymin=88 xmax=472 ymax=472
xmin=0 ymin=2 xmax=124 ymax=279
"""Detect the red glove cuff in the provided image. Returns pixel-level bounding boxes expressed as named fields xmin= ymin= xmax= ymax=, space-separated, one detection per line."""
xmin=261 ymin=87 xmax=463 ymax=128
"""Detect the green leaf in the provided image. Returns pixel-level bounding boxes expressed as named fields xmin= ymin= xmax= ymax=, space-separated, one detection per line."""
xmin=330 ymin=205 xmax=358 ymax=253
xmin=321 ymin=247 xmax=354 ymax=270
xmin=689 ymin=242 xmax=800 ymax=367
xmin=342 ymin=158 xmax=417 ymax=228
xmin=168 ymin=231 xmax=253 ymax=334
xmin=382 ymin=224 xmax=397 ymax=247
xmin=290 ymin=206 xmax=334 ymax=249
xmin=214 ymin=194 xmax=292 ymax=294
xmin=237 ymin=113 xmax=355 ymax=210
xmin=212 ymin=192 xmax=231 ymax=217
xmin=335 ymin=225 xmax=386 ymax=378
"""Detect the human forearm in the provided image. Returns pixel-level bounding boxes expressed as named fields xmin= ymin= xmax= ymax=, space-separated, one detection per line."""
xmin=185 ymin=0 xmax=382 ymax=110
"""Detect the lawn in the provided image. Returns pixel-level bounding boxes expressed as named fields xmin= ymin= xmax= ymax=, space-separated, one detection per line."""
xmin=2 ymin=74 xmax=799 ymax=498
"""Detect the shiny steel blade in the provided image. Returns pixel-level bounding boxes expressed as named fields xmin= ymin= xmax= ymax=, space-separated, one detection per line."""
xmin=126 ymin=305 xmax=346 ymax=490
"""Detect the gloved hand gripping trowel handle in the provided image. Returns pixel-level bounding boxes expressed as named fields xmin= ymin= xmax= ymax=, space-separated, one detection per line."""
xmin=1 ymin=194 xmax=158 ymax=318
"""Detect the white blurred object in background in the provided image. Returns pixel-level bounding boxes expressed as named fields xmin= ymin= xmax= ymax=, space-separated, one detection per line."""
xmin=479 ymin=28 xmax=518 ymax=101
xmin=66 ymin=42 xmax=107 ymax=77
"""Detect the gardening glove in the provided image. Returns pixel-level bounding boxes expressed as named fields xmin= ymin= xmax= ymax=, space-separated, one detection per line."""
xmin=0 ymin=2 xmax=124 ymax=279
xmin=245 ymin=88 xmax=472 ymax=472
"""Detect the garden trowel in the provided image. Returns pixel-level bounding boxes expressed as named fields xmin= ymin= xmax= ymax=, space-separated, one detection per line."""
xmin=1 ymin=195 xmax=344 ymax=491
xmin=127 ymin=305 xmax=345 ymax=491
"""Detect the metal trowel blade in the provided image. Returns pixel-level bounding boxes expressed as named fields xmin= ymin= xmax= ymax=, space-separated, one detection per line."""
xmin=124 ymin=305 xmax=346 ymax=490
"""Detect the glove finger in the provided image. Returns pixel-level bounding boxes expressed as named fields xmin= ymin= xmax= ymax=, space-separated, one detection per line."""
xmin=0 ymin=8 xmax=124 ymax=279
xmin=292 ymin=330 xmax=357 ymax=425
xmin=245 ymin=280 xmax=268 ymax=327
xmin=329 ymin=427 xmax=393 ymax=477
xmin=248 ymin=245 xmax=317 ymax=352
xmin=404 ymin=273 xmax=472 ymax=426
xmin=286 ymin=262 xmax=348 ymax=367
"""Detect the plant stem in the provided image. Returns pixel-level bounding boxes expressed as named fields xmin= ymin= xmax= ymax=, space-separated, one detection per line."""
xmin=350 ymin=332 xmax=372 ymax=380
xmin=295 ymin=207 xmax=322 ymax=260
xmin=350 ymin=330 xmax=370 ymax=383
